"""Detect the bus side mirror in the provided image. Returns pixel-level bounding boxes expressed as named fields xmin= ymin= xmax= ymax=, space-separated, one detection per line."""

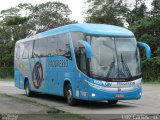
xmin=78 ymin=40 xmax=92 ymax=59
xmin=137 ymin=42 xmax=151 ymax=60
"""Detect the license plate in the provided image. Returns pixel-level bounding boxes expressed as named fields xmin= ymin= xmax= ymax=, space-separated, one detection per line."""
xmin=116 ymin=94 xmax=124 ymax=98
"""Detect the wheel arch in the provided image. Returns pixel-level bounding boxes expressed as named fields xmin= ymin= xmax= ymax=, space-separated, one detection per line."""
xmin=24 ymin=76 xmax=29 ymax=89
xmin=63 ymin=80 xmax=72 ymax=97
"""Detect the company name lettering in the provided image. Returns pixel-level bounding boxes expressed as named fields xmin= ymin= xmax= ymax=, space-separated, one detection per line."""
xmin=94 ymin=80 xmax=112 ymax=87
xmin=117 ymin=82 xmax=135 ymax=86
xmin=48 ymin=60 xmax=68 ymax=67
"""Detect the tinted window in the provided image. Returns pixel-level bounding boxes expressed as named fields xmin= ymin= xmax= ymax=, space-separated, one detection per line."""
xmin=71 ymin=32 xmax=85 ymax=69
xmin=79 ymin=47 xmax=87 ymax=73
xmin=22 ymin=43 xmax=29 ymax=59
xmin=33 ymin=39 xmax=47 ymax=57
xmin=32 ymin=33 xmax=71 ymax=59
xmin=57 ymin=33 xmax=71 ymax=59
xmin=16 ymin=44 xmax=20 ymax=59
xmin=71 ymin=32 xmax=85 ymax=53
xmin=16 ymin=43 xmax=24 ymax=59
xmin=28 ymin=41 xmax=33 ymax=58
xmin=46 ymin=36 xmax=57 ymax=56
xmin=22 ymin=41 xmax=33 ymax=59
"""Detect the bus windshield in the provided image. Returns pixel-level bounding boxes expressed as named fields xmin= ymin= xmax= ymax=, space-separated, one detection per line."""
xmin=87 ymin=36 xmax=141 ymax=81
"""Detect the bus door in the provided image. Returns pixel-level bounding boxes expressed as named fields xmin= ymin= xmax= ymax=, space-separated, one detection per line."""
xmin=78 ymin=47 xmax=89 ymax=100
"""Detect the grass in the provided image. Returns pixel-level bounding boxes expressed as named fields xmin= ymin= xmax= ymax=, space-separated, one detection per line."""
xmin=0 ymin=93 xmax=90 ymax=120
xmin=0 ymin=114 xmax=2 ymax=120
xmin=142 ymin=81 xmax=160 ymax=84
xmin=0 ymin=77 xmax=14 ymax=81
xmin=0 ymin=93 xmax=11 ymax=97
xmin=142 ymin=79 xmax=160 ymax=84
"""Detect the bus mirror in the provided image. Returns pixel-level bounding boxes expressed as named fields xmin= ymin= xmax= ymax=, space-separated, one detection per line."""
xmin=137 ymin=42 xmax=151 ymax=60
xmin=78 ymin=40 xmax=92 ymax=59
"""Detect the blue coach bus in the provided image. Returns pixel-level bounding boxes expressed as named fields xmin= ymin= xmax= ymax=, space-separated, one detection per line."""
xmin=14 ymin=24 xmax=151 ymax=105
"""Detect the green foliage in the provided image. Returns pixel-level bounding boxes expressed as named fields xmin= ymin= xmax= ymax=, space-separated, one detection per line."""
xmin=129 ymin=16 xmax=160 ymax=82
xmin=85 ymin=0 xmax=147 ymax=27
xmin=131 ymin=17 xmax=160 ymax=38
xmin=0 ymin=67 xmax=14 ymax=78
xmin=4 ymin=16 xmax=29 ymax=26
xmin=29 ymin=1 xmax=76 ymax=33
xmin=142 ymin=57 xmax=160 ymax=83
xmin=0 ymin=2 xmax=75 ymax=78
xmin=131 ymin=16 xmax=160 ymax=58
xmin=126 ymin=3 xmax=147 ymax=26
xmin=0 ymin=114 xmax=2 ymax=120
xmin=0 ymin=40 xmax=15 ymax=78
xmin=85 ymin=0 xmax=124 ymax=26
xmin=151 ymin=0 xmax=160 ymax=16
xmin=0 ymin=2 xmax=76 ymax=40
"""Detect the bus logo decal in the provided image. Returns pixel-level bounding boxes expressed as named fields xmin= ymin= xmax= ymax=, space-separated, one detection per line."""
xmin=32 ymin=62 xmax=43 ymax=89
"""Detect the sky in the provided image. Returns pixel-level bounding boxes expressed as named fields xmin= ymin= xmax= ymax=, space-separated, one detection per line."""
xmin=0 ymin=0 xmax=153 ymax=23
xmin=0 ymin=0 xmax=87 ymax=23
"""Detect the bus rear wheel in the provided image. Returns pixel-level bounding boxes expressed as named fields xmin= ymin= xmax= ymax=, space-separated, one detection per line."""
xmin=65 ymin=84 xmax=76 ymax=106
xmin=108 ymin=100 xmax=118 ymax=105
xmin=25 ymin=80 xmax=34 ymax=97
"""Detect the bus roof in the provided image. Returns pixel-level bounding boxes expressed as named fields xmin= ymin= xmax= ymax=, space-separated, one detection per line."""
xmin=17 ymin=23 xmax=134 ymax=43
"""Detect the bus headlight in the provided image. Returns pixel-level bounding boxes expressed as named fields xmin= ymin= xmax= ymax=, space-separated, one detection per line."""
xmin=91 ymin=93 xmax=96 ymax=97
xmin=139 ymin=92 xmax=142 ymax=96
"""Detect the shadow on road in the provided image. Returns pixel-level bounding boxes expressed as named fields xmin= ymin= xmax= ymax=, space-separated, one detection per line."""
xmin=20 ymin=93 xmax=136 ymax=109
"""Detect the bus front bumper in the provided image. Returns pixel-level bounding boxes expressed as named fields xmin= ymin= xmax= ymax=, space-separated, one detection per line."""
xmin=88 ymin=86 xmax=142 ymax=101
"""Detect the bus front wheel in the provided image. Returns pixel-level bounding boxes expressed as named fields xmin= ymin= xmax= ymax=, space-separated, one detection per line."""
xmin=65 ymin=84 xmax=76 ymax=106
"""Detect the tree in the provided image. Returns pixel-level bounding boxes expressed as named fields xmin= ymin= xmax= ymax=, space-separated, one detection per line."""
xmin=85 ymin=0 xmax=125 ymax=26
xmin=0 ymin=2 xmax=76 ymax=39
xmin=0 ymin=1 xmax=75 ymax=78
xmin=151 ymin=0 xmax=160 ymax=16
xmin=0 ymin=3 xmax=33 ymax=41
xmin=126 ymin=3 xmax=147 ymax=26
xmin=29 ymin=1 xmax=76 ymax=33
xmin=130 ymin=17 xmax=160 ymax=82
xmin=85 ymin=0 xmax=148 ymax=27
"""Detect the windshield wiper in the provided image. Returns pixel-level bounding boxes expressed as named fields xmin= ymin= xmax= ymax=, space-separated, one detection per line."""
xmin=121 ymin=53 xmax=132 ymax=78
xmin=106 ymin=55 xmax=115 ymax=79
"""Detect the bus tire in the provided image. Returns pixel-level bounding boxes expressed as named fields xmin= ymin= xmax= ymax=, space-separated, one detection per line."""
xmin=24 ymin=80 xmax=34 ymax=97
xmin=65 ymin=84 xmax=76 ymax=106
xmin=108 ymin=100 xmax=118 ymax=104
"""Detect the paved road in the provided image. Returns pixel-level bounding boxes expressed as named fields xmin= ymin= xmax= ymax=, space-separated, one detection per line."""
xmin=0 ymin=95 xmax=48 ymax=114
xmin=0 ymin=81 xmax=160 ymax=120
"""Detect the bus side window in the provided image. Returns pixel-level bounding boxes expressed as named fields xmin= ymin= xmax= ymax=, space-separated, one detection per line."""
xmin=57 ymin=33 xmax=72 ymax=60
xmin=22 ymin=41 xmax=34 ymax=59
xmin=16 ymin=45 xmax=21 ymax=59
xmin=46 ymin=36 xmax=57 ymax=56
xmin=28 ymin=41 xmax=33 ymax=58
xmin=22 ymin=43 xmax=29 ymax=59
xmin=70 ymin=32 xmax=85 ymax=70
xmin=33 ymin=39 xmax=47 ymax=57
xmin=79 ymin=46 xmax=87 ymax=74
xmin=16 ymin=43 xmax=24 ymax=59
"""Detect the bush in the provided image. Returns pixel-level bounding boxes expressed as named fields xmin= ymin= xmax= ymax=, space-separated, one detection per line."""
xmin=0 ymin=67 xmax=14 ymax=78
xmin=142 ymin=57 xmax=160 ymax=83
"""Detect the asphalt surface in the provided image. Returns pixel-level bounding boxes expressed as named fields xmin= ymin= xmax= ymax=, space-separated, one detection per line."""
xmin=0 ymin=81 xmax=160 ymax=120
xmin=0 ymin=95 xmax=48 ymax=114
